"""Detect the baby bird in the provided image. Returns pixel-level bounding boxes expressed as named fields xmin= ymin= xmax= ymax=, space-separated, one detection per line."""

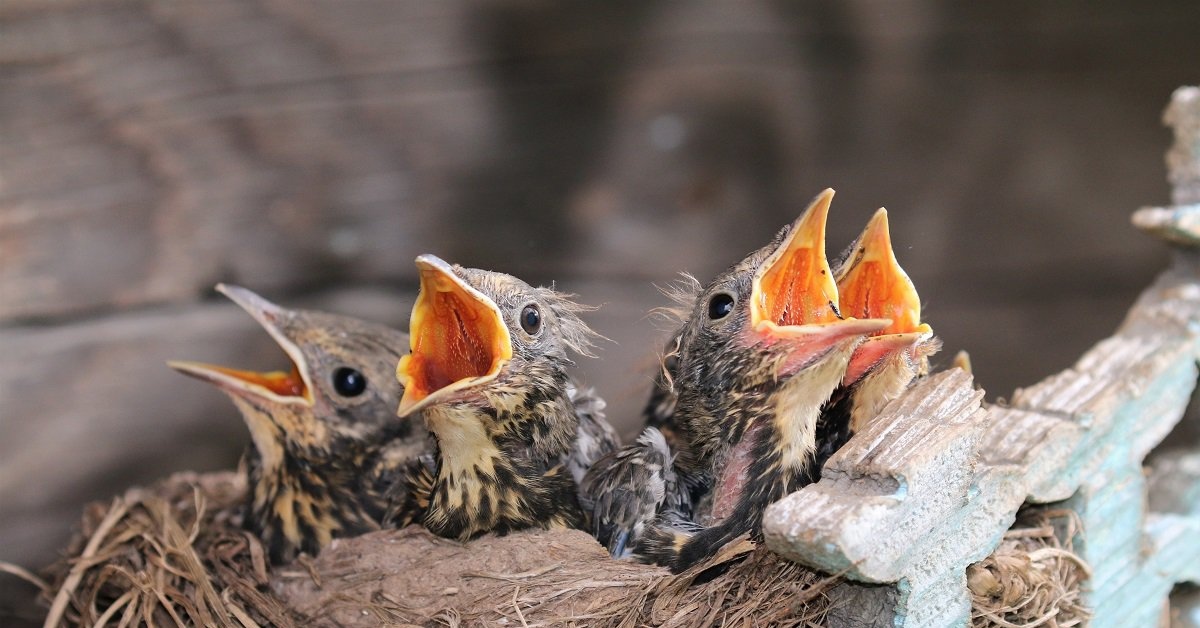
xmin=170 ymin=285 xmax=431 ymax=564
xmin=392 ymin=255 xmax=618 ymax=541
xmin=587 ymin=189 xmax=891 ymax=570
xmin=815 ymin=209 xmax=941 ymax=464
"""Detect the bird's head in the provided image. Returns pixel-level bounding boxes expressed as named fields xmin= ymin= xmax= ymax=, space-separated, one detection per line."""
xmin=835 ymin=208 xmax=938 ymax=386
xmin=396 ymin=255 xmax=598 ymax=455
xmin=669 ymin=189 xmax=891 ymax=450
xmin=170 ymin=285 xmax=419 ymax=462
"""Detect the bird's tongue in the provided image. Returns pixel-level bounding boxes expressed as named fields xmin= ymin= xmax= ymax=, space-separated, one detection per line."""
xmin=398 ymin=260 xmax=512 ymax=414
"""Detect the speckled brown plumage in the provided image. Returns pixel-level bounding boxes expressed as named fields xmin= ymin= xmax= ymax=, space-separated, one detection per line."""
xmin=390 ymin=256 xmax=618 ymax=542
xmin=585 ymin=190 xmax=903 ymax=571
xmin=170 ymin=285 xmax=431 ymax=564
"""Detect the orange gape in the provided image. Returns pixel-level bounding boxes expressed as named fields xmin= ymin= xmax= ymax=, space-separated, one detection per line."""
xmin=754 ymin=188 xmax=841 ymax=328
xmin=757 ymin=246 xmax=840 ymax=326
xmin=838 ymin=262 xmax=919 ymax=334
xmin=207 ymin=364 xmax=307 ymax=398
xmin=836 ymin=209 xmax=922 ymax=336
xmin=398 ymin=258 xmax=513 ymax=414
xmin=407 ymin=290 xmax=504 ymax=399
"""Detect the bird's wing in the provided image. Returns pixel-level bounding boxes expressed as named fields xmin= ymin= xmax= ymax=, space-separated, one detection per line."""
xmin=565 ymin=381 xmax=620 ymax=485
xmin=579 ymin=427 xmax=690 ymax=557
xmin=634 ymin=513 xmax=745 ymax=573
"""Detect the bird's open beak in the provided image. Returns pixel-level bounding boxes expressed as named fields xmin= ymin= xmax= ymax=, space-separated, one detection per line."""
xmin=396 ymin=254 xmax=513 ymax=417
xmin=836 ymin=208 xmax=934 ymax=385
xmin=168 ymin=284 xmax=314 ymax=406
xmin=749 ymin=189 xmax=892 ymax=363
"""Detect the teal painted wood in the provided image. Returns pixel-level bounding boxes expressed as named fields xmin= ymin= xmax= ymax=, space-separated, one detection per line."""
xmin=763 ymin=86 xmax=1200 ymax=628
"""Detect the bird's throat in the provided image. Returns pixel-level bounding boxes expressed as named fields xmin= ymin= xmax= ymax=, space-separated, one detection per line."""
xmin=425 ymin=406 xmax=504 ymax=479
xmin=771 ymin=345 xmax=856 ymax=472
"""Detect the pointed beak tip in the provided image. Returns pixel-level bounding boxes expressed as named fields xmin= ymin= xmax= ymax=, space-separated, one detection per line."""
xmin=396 ymin=395 xmax=422 ymax=418
xmin=864 ymin=210 xmax=893 ymax=246
xmin=216 ymin=283 xmax=285 ymax=322
xmin=414 ymin=254 xmax=452 ymax=272
xmin=165 ymin=360 xmax=190 ymax=374
xmin=870 ymin=207 xmax=889 ymax=227
xmin=166 ymin=359 xmax=206 ymax=375
xmin=809 ymin=189 xmax=834 ymax=217
xmin=214 ymin=283 xmax=252 ymax=304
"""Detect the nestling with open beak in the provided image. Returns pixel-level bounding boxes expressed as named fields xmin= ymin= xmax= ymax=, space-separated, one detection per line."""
xmin=815 ymin=208 xmax=941 ymax=465
xmin=391 ymin=255 xmax=618 ymax=541
xmin=169 ymin=285 xmax=431 ymax=564
xmin=624 ymin=189 xmax=892 ymax=571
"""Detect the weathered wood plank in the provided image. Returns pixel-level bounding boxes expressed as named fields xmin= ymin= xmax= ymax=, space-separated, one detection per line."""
xmin=764 ymin=87 xmax=1200 ymax=627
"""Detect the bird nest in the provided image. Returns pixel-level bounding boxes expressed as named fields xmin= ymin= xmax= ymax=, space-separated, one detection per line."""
xmin=23 ymin=472 xmax=1089 ymax=627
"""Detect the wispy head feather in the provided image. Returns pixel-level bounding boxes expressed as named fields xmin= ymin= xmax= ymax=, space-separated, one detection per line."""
xmin=650 ymin=273 xmax=703 ymax=327
xmin=658 ymin=331 xmax=683 ymax=393
xmin=535 ymin=287 xmax=607 ymax=359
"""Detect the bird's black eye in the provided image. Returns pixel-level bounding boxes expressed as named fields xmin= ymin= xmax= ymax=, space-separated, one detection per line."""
xmin=520 ymin=304 xmax=542 ymax=335
xmin=332 ymin=367 xmax=367 ymax=397
xmin=707 ymin=292 xmax=736 ymax=320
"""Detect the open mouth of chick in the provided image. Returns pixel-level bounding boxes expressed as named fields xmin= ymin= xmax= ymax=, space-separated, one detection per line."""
xmin=836 ymin=208 xmax=934 ymax=384
xmin=750 ymin=188 xmax=843 ymax=334
xmin=169 ymin=284 xmax=313 ymax=405
xmin=397 ymin=255 xmax=513 ymax=416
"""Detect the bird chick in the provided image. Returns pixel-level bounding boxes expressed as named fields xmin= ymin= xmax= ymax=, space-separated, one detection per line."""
xmin=169 ymin=285 xmax=430 ymax=564
xmin=393 ymin=255 xmax=617 ymax=541
xmin=814 ymin=209 xmax=942 ymax=464
xmin=634 ymin=189 xmax=891 ymax=571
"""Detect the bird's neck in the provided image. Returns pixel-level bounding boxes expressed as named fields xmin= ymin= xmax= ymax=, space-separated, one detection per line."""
xmin=768 ymin=345 xmax=856 ymax=472
xmin=234 ymin=406 xmax=383 ymax=563
xmin=426 ymin=404 xmax=508 ymax=480
xmin=704 ymin=344 xmax=857 ymax=527
xmin=421 ymin=376 xmax=583 ymax=540
xmin=849 ymin=353 xmax=917 ymax=433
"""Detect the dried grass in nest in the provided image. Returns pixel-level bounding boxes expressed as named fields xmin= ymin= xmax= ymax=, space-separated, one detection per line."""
xmin=31 ymin=472 xmax=839 ymax=627
xmin=34 ymin=471 xmax=299 ymax=628
xmin=27 ymin=472 xmax=1090 ymax=627
xmin=967 ymin=507 xmax=1092 ymax=628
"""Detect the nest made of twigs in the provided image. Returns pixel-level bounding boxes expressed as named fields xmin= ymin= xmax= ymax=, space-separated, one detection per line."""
xmin=17 ymin=473 xmax=1091 ymax=627
xmin=967 ymin=507 xmax=1091 ymax=628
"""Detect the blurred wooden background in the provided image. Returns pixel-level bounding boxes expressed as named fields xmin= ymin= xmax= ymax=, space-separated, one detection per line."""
xmin=2 ymin=0 xmax=1199 ymax=623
